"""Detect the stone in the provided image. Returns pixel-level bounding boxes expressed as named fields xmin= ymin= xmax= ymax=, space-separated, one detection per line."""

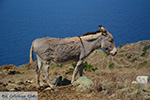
xmin=0 ymin=81 xmax=3 ymax=85
xmin=44 ymin=87 xmax=52 ymax=91
xmin=8 ymin=70 xmax=20 ymax=75
xmin=26 ymin=80 xmax=34 ymax=84
xmin=109 ymin=94 xmax=116 ymax=98
xmin=72 ymin=76 xmax=94 ymax=93
xmin=16 ymin=79 xmax=24 ymax=85
xmin=132 ymin=81 xmax=138 ymax=84
xmin=136 ymin=76 xmax=149 ymax=84
xmin=10 ymin=88 xmax=15 ymax=91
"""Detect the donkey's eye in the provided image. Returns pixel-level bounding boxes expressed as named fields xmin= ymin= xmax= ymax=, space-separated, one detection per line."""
xmin=109 ymin=46 xmax=112 ymax=49
xmin=109 ymin=38 xmax=113 ymax=42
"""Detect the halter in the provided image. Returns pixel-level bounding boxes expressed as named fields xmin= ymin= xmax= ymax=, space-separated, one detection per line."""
xmin=77 ymin=36 xmax=85 ymax=49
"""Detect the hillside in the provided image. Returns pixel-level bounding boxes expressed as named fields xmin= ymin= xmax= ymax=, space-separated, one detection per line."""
xmin=86 ymin=40 xmax=150 ymax=69
xmin=0 ymin=40 xmax=150 ymax=100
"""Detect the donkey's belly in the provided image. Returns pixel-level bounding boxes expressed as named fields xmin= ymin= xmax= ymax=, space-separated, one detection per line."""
xmin=53 ymin=44 xmax=81 ymax=63
xmin=53 ymin=52 xmax=80 ymax=63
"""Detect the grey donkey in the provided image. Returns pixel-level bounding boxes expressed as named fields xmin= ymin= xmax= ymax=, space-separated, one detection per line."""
xmin=29 ymin=25 xmax=117 ymax=89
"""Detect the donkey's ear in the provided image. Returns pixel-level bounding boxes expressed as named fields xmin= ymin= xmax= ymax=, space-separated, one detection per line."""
xmin=98 ymin=25 xmax=105 ymax=32
xmin=102 ymin=29 xmax=107 ymax=36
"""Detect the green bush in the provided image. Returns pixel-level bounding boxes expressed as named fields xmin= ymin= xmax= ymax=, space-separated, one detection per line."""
xmin=119 ymin=44 xmax=124 ymax=48
xmin=83 ymin=61 xmax=97 ymax=72
xmin=69 ymin=68 xmax=74 ymax=71
xmin=71 ymin=62 xmax=76 ymax=68
xmin=109 ymin=63 xmax=115 ymax=69
xmin=143 ymin=45 xmax=150 ymax=51
xmin=124 ymin=65 xmax=131 ymax=68
xmin=139 ymin=61 xmax=148 ymax=66
xmin=71 ymin=61 xmax=97 ymax=72
xmin=51 ymin=64 xmax=63 ymax=69
xmin=131 ymin=58 xmax=137 ymax=62
xmin=104 ymin=51 xmax=110 ymax=56
xmin=141 ymin=45 xmax=150 ymax=56
xmin=141 ymin=52 xmax=146 ymax=56
xmin=127 ymin=55 xmax=132 ymax=59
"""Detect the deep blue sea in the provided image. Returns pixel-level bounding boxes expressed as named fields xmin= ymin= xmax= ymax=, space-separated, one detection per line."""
xmin=0 ymin=0 xmax=150 ymax=66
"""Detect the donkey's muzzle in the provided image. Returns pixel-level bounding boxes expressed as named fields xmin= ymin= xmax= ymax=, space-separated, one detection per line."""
xmin=110 ymin=47 xmax=117 ymax=56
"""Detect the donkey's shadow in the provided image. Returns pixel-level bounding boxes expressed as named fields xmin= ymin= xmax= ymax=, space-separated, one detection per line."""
xmin=57 ymin=78 xmax=71 ymax=86
xmin=39 ymin=78 xmax=71 ymax=91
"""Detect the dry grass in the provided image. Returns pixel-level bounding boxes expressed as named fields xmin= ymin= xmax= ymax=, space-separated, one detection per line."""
xmin=0 ymin=40 xmax=150 ymax=100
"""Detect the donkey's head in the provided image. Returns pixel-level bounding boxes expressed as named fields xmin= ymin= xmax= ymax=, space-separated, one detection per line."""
xmin=99 ymin=25 xmax=117 ymax=56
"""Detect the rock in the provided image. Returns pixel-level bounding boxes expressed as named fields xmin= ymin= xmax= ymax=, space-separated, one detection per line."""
xmin=143 ymin=84 xmax=150 ymax=93
xmin=16 ymin=80 xmax=24 ymax=85
xmin=10 ymin=88 xmax=15 ymax=91
xmin=44 ymin=87 xmax=52 ymax=91
xmin=132 ymin=76 xmax=149 ymax=84
xmin=132 ymin=81 xmax=138 ymax=84
xmin=93 ymin=78 xmax=103 ymax=92
xmin=72 ymin=76 xmax=94 ymax=93
xmin=109 ymin=94 xmax=116 ymax=98
xmin=3 ymin=83 xmax=8 ymax=86
xmin=136 ymin=76 xmax=149 ymax=84
xmin=26 ymin=80 xmax=34 ymax=84
xmin=3 ymin=69 xmax=7 ymax=73
xmin=10 ymin=88 xmax=19 ymax=91
xmin=8 ymin=70 xmax=21 ymax=75
xmin=0 ymin=81 xmax=3 ymax=85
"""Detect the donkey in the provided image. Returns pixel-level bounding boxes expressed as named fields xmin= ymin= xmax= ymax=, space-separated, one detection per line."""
xmin=29 ymin=25 xmax=117 ymax=89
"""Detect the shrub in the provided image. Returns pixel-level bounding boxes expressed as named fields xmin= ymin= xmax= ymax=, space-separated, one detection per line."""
xmin=104 ymin=51 xmax=110 ymax=56
xmin=143 ymin=45 xmax=150 ymax=51
xmin=124 ymin=65 xmax=131 ymax=68
xmin=69 ymin=68 xmax=74 ymax=71
xmin=141 ymin=45 xmax=150 ymax=56
xmin=72 ymin=62 xmax=76 ymax=68
xmin=139 ymin=61 xmax=148 ymax=66
xmin=141 ymin=52 xmax=146 ymax=56
xmin=109 ymin=63 xmax=115 ymax=69
xmin=119 ymin=44 xmax=124 ymax=48
xmin=51 ymin=64 xmax=64 ymax=69
xmin=71 ymin=61 xmax=97 ymax=72
xmin=127 ymin=55 xmax=132 ymax=59
xmin=131 ymin=58 xmax=137 ymax=62
xmin=83 ymin=61 xmax=97 ymax=72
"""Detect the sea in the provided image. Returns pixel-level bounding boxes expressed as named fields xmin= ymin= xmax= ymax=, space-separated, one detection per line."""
xmin=0 ymin=0 xmax=150 ymax=66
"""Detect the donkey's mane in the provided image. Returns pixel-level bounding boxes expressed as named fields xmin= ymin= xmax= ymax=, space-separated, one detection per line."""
xmin=82 ymin=30 xmax=101 ymax=36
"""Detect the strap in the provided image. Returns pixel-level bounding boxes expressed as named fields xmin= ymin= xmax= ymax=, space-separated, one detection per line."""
xmin=77 ymin=36 xmax=85 ymax=49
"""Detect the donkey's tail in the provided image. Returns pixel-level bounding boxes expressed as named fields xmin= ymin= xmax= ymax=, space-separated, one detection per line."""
xmin=30 ymin=44 xmax=34 ymax=63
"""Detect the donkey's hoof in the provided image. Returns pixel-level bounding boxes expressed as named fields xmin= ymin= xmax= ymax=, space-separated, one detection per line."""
xmin=37 ymin=85 xmax=40 ymax=89
xmin=44 ymin=87 xmax=52 ymax=91
xmin=71 ymin=80 xmax=75 ymax=84
xmin=44 ymin=86 xmax=58 ymax=91
xmin=50 ymin=85 xmax=57 ymax=89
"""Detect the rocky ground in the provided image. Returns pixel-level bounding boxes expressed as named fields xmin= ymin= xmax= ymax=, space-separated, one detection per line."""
xmin=0 ymin=40 xmax=150 ymax=100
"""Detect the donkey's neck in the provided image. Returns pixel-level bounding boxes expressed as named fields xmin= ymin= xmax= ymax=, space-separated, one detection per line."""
xmin=80 ymin=33 xmax=103 ymax=57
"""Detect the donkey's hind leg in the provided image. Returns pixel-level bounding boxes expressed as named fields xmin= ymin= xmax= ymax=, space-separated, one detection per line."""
xmin=79 ymin=62 xmax=83 ymax=77
xmin=42 ymin=61 xmax=56 ymax=89
xmin=36 ymin=55 xmax=43 ymax=88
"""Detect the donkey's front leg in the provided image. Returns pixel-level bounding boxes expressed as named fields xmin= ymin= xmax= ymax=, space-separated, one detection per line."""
xmin=71 ymin=60 xmax=83 ymax=83
xmin=79 ymin=62 xmax=83 ymax=77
